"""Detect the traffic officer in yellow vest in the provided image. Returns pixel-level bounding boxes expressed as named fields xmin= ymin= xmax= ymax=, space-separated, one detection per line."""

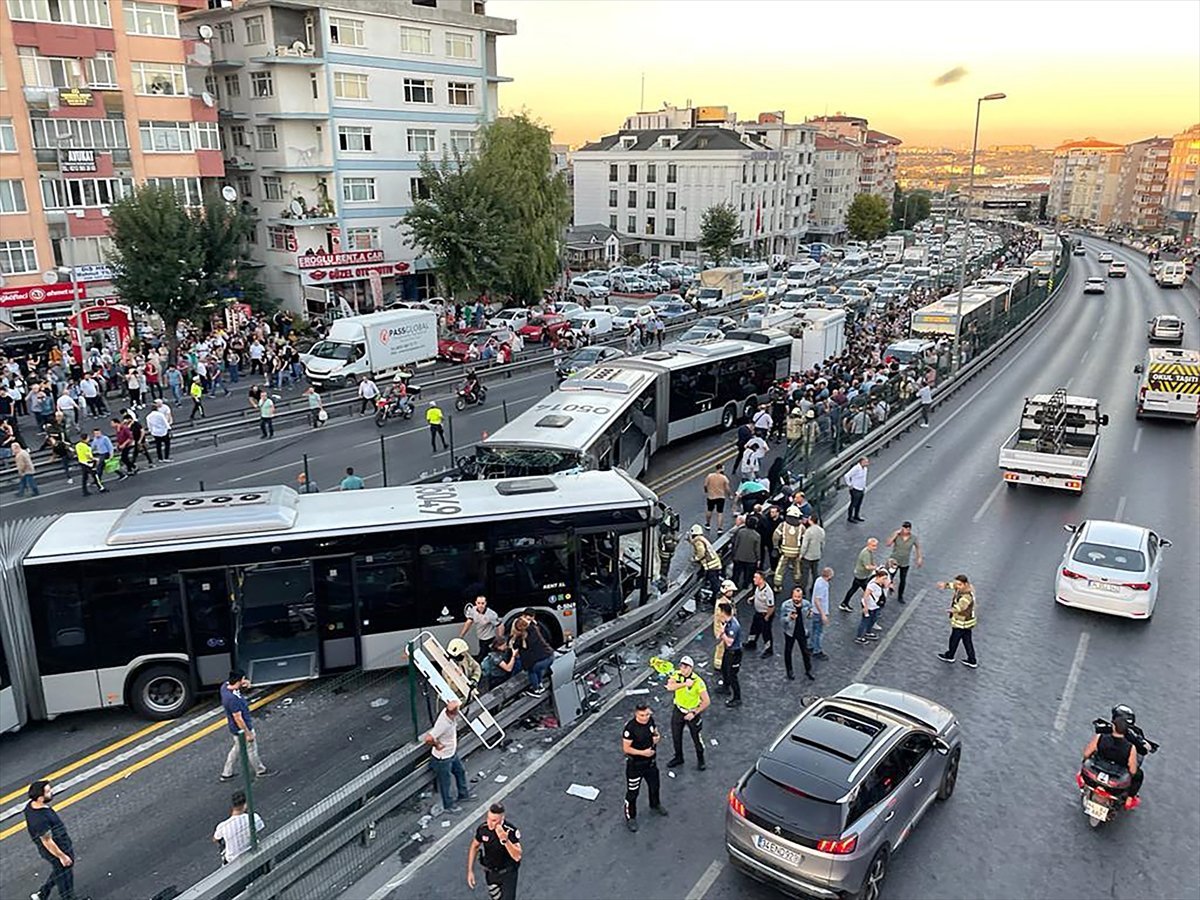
xmin=688 ymin=524 xmax=724 ymax=600
xmin=772 ymin=505 xmax=806 ymax=592
xmin=665 ymin=655 xmax=710 ymax=770
xmin=426 ymin=400 xmax=448 ymax=453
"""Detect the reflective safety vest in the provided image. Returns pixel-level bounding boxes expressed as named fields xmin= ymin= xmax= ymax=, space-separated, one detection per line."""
xmin=672 ymin=673 xmax=707 ymax=711
xmin=691 ymin=535 xmax=722 ymax=571
xmin=949 ymin=590 xmax=977 ymax=629
xmin=774 ymin=521 xmax=804 ymax=557
xmin=426 ymin=406 xmax=444 ymax=426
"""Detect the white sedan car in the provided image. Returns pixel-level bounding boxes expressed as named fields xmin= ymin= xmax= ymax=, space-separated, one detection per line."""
xmin=1083 ymin=276 xmax=1107 ymax=294
xmin=1056 ymin=521 xmax=1171 ymax=619
xmin=1097 ymin=251 xmax=1114 ymax=263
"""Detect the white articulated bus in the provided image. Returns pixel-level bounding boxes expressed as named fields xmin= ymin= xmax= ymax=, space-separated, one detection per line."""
xmin=0 ymin=471 xmax=660 ymax=728
xmin=472 ymin=334 xmax=792 ymax=479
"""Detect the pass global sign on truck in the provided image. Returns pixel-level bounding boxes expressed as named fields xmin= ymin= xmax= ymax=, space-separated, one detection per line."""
xmin=301 ymin=309 xmax=438 ymax=389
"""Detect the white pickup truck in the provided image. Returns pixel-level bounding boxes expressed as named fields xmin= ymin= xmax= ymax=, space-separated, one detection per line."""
xmin=997 ymin=390 xmax=1108 ymax=492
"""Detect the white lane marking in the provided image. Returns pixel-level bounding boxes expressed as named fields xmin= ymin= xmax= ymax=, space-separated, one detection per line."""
xmin=685 ymin=860 xmax=726 ymax=900
xmin=1080 ymin=349 xmax=1090 ymax=363
xmin=1115 ymin=495 xmax=1127 ymax=521
xmin=1053 ymin=632 xmax=1090 ymax=736
xmin=0 ymin=704 xmax=225 ymax=823
xmin=855 ymin=589 xmax=928 ymax=682
xmin=1132 ymin=430 xmax=1142 ymax=454
xmin=229 ymin=459 xmax=311 ymax=482
xmin=350 ymin=393 xmax=546 ymax=450
xmin=1091 ymin=329 xmax=1099 ymax=340
xmin=825 ymin=288 xmax=1073 ymax=525
xmin=1065 ymin=377 xmax=1074 ymax=390
xmin=972 ymin=481 xmax=1006 ymax=524
xmin=363 ymin=615 xmax=711 ymax=898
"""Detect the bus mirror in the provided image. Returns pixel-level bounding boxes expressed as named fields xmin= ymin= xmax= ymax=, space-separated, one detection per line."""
xmin=1100 ymin=414 xmax=1110 ymax=426
xmin=1133 ymin=365 xmax=1143 ymax=374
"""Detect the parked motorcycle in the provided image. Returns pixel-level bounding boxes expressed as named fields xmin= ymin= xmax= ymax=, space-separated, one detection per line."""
xmin=454 ymin=382 xmax=488 ymax=411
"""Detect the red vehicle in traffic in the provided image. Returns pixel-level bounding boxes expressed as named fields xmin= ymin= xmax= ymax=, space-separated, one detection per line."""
xmin=518 ymin=314 xmax=572 ymax=344
xmin=437 ymin=327 xmax=510 ymax=363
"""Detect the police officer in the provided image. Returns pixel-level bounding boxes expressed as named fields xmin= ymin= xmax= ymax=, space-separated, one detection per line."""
xmin=772 ymin=505 xmax=805 ymax=592
xmin=622 ymin=702 xmax=668 ymax=832
xmin=687 ymin=524 xmax=723 ymax=600
xmin=665 ymin=656 xmax=710 ymax=770
xmin=467 ymin=802 xmax=522 ymax=900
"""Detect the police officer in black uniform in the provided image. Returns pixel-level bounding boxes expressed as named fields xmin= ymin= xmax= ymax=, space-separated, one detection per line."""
xmin=467 ymin=802 xmax=522 ymax=900
xmin=622 ymin=702 xmax=669 ymax=832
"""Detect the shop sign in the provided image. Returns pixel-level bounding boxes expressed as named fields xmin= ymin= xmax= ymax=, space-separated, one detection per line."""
xmin=296 ymin=249 xmax=384 ymax=270
xmin=59 ymin=149 xmax=98 ymax=173
xmin=0 ymin=283 xmax=88 ymax=308
xmin=58 ymin=87 xmax=94 ymax=107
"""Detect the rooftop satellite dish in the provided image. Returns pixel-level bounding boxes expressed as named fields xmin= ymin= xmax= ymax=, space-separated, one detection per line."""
xmin=222 ymin=185 xmax=239 ymax=203
xmin=289 ymin=199 xmax=305 ymax=217
xmin=292 ymin=40 xmax=307 ymax=52
xmin=198 ymin=23 xmax=215 ymax=40
xmin=42 ymin=270 xmax=60 ymax=285
xmin=201 ymin=91 xmax=216 ymax=107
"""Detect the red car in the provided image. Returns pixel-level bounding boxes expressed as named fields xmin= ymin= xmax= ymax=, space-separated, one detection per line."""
xmin=437 ymin=327 xmax=510 ymax=363
xmin=518 ymin=314 xmax=571 ymax=343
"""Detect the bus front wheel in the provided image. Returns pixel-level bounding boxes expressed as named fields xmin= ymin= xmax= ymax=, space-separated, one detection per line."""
xmin=720 ymin=405 xmax=737 ymax=430
xmin=130 ymin=665 xmax=194 ymax=720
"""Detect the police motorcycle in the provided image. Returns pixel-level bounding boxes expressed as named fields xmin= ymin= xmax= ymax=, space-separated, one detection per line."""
xmin=1076 ymin=704 xmax=1159 ymax=828
xmin=374 ymin=370 xmax=421 ymax=427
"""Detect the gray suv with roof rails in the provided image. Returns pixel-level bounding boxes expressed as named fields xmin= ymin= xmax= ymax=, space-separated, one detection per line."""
xmin=725 ymin=683 xmax=962 ymax=900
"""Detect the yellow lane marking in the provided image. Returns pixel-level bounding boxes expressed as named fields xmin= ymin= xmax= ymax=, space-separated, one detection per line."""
xmin=0 ymin=718 xmax=176 ymax=806
xmin=0 ymin=682 xmax=300 ymax=841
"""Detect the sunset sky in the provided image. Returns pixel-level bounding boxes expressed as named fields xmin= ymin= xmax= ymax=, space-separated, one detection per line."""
xmin=489 ymin=0 xmax=1200 ymax=149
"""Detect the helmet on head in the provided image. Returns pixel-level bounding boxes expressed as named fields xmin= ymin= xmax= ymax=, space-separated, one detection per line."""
xmin=1111 ymin=704 xmax=1136 ymax=727
xmin=688 ymin=524 xmax=704 ymax=537
xmin=786 ymin=505 xmax=801 ymax=517
xmin=446 ymin=638 xmax=469 ymax=658
xmin=721 ymin=579 xmax=737 ymax=594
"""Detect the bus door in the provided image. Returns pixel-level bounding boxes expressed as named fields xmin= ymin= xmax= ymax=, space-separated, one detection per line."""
xmin=231 ymin=561 xmax=320 ymax=686
xmin=312 ymin=556 xmax=358 ymax=671
xmin=182 ymin=569 xmax=234 ymax=690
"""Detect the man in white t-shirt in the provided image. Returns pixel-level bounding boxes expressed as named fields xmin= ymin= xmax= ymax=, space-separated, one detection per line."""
xmin=213 ymin=791 xmax=265 ymax=864
xmin=854 ymin=569 xmax=889 ymax=644
xmin=459 ymin=595 xmax=504 ymax=661
xmin=424 ymin=699 xmax=473 ymax=813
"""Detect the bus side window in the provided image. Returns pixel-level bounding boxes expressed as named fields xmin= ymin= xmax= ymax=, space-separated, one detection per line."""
xmin=85 ymin=561 xmax=185 ymax=669
xmin=356 ymin=547 xmax=417 ymax=635
xmin=25 ymin=567 xmax=92 ymax=675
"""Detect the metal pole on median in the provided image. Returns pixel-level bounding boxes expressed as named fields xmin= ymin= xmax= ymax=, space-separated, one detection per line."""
xmin=199 ymin=480 xmax=206 ymax=492
xmin=502 ymin=398 xmax=509 ymax=424
xmin=406 ymin=640 xmax=420 ymax=742
xmin=237 ymin=731 xmax=260 ymax=852
xmin=303 ymin=453 xmax=311 ymax=492
xmin=448 ymin=415 xmax=455 ymax=462
xmin=379 ymin=434 xmax=388 ymax=486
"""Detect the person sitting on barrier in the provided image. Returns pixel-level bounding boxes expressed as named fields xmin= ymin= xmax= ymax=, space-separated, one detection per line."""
xmin=482 ymin=636 xmax=519 ymax=690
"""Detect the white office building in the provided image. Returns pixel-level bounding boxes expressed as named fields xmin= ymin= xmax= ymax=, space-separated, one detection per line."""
xmin=186 ymin=0 xmax=515 ymax=317
xmin=572 ymin=106 xmax=816 ymax=263
xmin=809 ymin=135 xmax=862 ymax=242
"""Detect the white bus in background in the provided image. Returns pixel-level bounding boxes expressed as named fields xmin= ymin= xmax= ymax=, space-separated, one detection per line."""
xmin=472 ymin=335 xmax=791 ymax=479
xmin=0 ymin=472 xmax=661 ymax=726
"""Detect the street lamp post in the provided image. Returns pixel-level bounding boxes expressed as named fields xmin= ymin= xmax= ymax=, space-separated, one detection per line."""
xmin=681 ymin=205 xmax=689 ymax=264
xmin=952 ymin=92 xmax=1005 ymax=372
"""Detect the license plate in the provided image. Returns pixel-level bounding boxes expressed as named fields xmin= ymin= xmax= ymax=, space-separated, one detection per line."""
xmin=1089 ymin=581 xmax=1121 ymax=594
xmin=1084 ymin=799 xmax=1109 ymax=821
xmin=752 ymin=834 xmax=803 ymax=866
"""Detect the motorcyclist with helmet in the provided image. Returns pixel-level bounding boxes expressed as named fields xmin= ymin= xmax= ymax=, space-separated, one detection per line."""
xmin=461 ymin=368 xmax=482 ymax=405
xmin=1082 ymin=704 xmax=1152 ymax=798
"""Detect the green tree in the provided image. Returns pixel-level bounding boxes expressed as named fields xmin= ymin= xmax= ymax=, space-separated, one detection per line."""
xmin=893 ymin=189 xmax=932 ymax=230
xmin=698 ymin=203 xmax=740 ymax=265
xmin=400 ymin=151 xmax=510 ymax=300
xmin=846 ymin=193 xmax=892 ymax=242
xmin=474 ymin=114 xmax=570 ymax=301
xmin=107 ymin=185 xmax=258 ymax=363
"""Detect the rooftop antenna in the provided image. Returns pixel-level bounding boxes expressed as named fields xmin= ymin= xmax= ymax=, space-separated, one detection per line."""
xmin=640 ymin=72 xmax=645 ymax=111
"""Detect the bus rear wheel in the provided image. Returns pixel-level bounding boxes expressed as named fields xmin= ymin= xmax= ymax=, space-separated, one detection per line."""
xmin=720 ymin=405 xmax=737 ymax=430
xmin=130 ymin=665 xmax=193 ymax=720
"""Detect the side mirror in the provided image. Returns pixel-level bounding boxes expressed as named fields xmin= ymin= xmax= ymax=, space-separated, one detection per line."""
xmin=1133 ymin=364 xmax=1143 ymax=374
xmin=1100 ymin=414 xmax=1110 ymax=426
xmin=1063 ymin=523 xmax=1078 ymax=533
xmin=934 ymin=737 xmax=952 ymax=755
xmin=1160 ymin=538 xmax=1172 ymax=549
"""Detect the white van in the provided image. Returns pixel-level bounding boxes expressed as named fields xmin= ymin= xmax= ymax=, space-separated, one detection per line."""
xmin=567 ymin=309 xmax=614 ymax=338
xmin=1154 ymin=261 xmax=1187 ymax=288
xmin=785 ymin=259 xmax=821 ymax=288
xmin=1135 ymin=347 xmax=1200 ymax=423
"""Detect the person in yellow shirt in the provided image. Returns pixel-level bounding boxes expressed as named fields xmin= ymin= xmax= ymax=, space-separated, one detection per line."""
xmin=189 ymin=377 xmax=205 ymax=421
xmin=426 ymin=400 xmax=447 ymax=453
xmin=664 ymin=656 xmax=710 ymax=771
xmin=74 ymin=438 xmax=106 ymax=496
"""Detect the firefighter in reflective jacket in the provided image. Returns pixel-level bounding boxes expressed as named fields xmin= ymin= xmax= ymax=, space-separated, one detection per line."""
xmin=772 ymin=505 xmax=805 ymax=592
xmin=689 ymin=524 xmax=723 ymax=600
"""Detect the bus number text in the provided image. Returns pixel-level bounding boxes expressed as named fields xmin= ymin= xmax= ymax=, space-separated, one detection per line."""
xmin=415 ymin=486 xmax=462 ymax=516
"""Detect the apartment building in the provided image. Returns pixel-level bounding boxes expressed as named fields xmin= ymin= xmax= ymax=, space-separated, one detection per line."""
xmin=0 ymin=0 xmax=220 ymax=329
xmin=573 ymin=106 xmax=815 ymax=262
xmin=183 ymin=0 xmax=515 ymax=316
xmin=807 ymin=113 xmax=901 ymax=199
xmin=1165 ymin=123 xmax=1199 ymax=242
xmin=1047 ymin=138 xmax=1124 ymax=225
xmin=1113 ymin=137 xmax=1171 ymax=233
xmin=808 ymin=135 xmax=861 ymax=243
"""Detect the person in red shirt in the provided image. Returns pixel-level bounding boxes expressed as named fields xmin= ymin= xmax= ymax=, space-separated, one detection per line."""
xmin=111 ymin=416 xmax=138 ymax=478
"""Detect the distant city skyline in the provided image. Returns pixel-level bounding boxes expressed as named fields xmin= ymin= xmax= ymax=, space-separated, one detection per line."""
xmin=490 ymin=0 xmax=1199 ymax=149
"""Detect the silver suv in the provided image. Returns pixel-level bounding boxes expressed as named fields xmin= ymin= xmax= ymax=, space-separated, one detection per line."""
xmin=725 ymin=684 xmax=962 ymax=900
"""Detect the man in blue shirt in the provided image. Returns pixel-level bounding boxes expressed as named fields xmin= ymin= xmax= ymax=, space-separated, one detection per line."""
xmin=220 ymin=670 xmax=270 ymax=782
xmin=339 ymin=467 xmax=365 ymax=490
xmin=88 ymin=427 xmax=113 ymax=472
xmin=718 ymin=601 xmax=743 ymax=708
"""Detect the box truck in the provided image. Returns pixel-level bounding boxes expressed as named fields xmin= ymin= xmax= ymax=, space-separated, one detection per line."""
xmin=788 ymin=308 xmax=847 ymax=372
xmin=695 ymin=267 xmax=745 ymax=309
xmin=302 ymin=309 xmax=439 ymax=389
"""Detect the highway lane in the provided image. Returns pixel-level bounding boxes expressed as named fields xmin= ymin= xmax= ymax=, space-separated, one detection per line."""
xmin=352 ymin=251 xmax=1200 ymax=900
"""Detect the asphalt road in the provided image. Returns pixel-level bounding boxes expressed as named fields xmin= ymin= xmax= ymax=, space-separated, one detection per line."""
xmin=346 ymin=243 xmax=1200 ymax=900
xmin=2 ymin=245 xmax=1197 ymax=900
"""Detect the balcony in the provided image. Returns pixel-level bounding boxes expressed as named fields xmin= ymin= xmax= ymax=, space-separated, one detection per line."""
xmin=224 ymin=154 xmax=256 ymax=170
xmin=250 ymin=48 xmax=325 ymax=66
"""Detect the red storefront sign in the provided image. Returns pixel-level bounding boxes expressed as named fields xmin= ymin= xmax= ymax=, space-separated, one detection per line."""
xmin=296 ymin=249 xmax=384 ymax=270
xmin=0 ymin=283 xmax=89 ymax=308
